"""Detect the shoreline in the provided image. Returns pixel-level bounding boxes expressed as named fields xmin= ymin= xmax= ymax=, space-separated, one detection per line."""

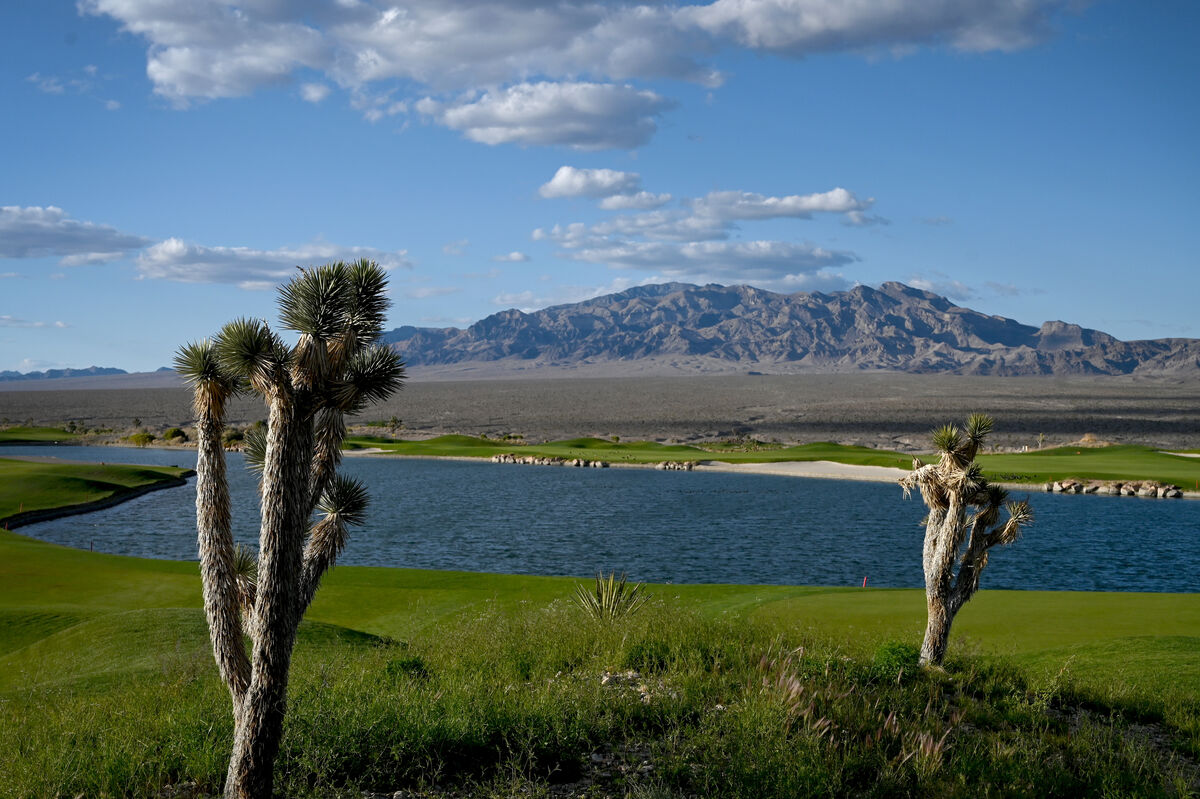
xmin=0 ymin=472 xmax=193 ymax=531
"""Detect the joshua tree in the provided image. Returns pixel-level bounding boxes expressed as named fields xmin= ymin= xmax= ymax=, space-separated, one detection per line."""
xmin=174 ymin=260 xmax=404 ymax=799
xmin=899 ymin=414 xmax=1033 ymax=667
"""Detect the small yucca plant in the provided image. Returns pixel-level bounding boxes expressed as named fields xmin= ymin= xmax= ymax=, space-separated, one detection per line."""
xmin=574 ymin=571 xmax=648 ymax=622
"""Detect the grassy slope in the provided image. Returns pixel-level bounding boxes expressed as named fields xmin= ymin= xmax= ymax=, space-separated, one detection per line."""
xmin=2 ymin=527 xmax=1196 ymax=706
xmin=345 ymin=435 xmax=1200 ymax=487
xmin=0 ymin=457 xmax=192 ymax=524
xmin=0 ymin=425 xmax=79 ymax=444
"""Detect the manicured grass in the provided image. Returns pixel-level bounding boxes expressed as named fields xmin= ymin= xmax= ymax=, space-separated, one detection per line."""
xmin=0 ymin=425 xmax=79 ymax=444
xmin=345 ymin=434 xmax=915 ymax=469
xmin=0 ymin=457 xmax=192 ymax=525
xmin=1 ymin=528 xmax=1198 ymax=797
xmin=977 ymin=445 xmax=1200 ymax=488
xmin=345 ymin=435 xmax=1200 ymax=489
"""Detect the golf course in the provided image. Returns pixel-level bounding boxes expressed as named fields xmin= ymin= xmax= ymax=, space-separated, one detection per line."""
xmin=1 ymin=451 xmax=1198 ymax=797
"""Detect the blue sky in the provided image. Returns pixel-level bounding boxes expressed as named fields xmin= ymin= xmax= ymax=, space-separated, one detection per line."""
xmin=2 ymin=0 xmax=1197 ymax=373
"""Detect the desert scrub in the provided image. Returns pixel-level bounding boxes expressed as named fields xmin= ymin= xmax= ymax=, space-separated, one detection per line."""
xmin=1 ymin=602 xmax=1196 ymax=798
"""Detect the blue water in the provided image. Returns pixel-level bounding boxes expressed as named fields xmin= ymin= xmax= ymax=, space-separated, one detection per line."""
xmin=4 ymin=445 xmax=1197 ymax=592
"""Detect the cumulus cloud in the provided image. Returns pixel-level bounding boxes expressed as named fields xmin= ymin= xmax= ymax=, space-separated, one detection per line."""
xmin=0 ymin=206 xmax=148 ymax=263
xmin=79 ymin=0 xmax=1071 ymax=147
xmin=539 ymin=166 xmax=673 ymax=210
xmin=417 ymin=82 xmax=674 ymax=150
xmin=136 ymin=238 xmax=412 ymax=290
xmin=598 ymin=192 xmax=672 ymax=210
xmin=442 ymin=239 xmax=469 ymax=256
xmin=567 ymin=239 xmax=855 ymax=275
xmin=492 ymin=251 xmax=530 ymax=262
xmin=538 ymin=185 xmax=875 ymax=246
xmin=539 ymin=166 xmax=641 ymax=199
xmin=689 ymin=187 xmax=870 ymax=220
xmin=676 ymin=0 xmax=1064 ymax=55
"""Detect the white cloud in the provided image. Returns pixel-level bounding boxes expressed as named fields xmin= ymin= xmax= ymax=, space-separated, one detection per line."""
xmin=136 ymin=237 xmax=412 ymax=289
xmin=689 ymin=187 xmax=870 ymax=220
xmin=104 ymin=99 xmax=121 ymax=111
xmin=677 ymin=0 xmax=1066 ymax=56
xmin=79 ymin=0 xmax=1070 ymax=148
xmin=442 ymin=239 xmax=469 ymax=255
xmin=419 ymin=82 xmax=674 ymax=150
xmin=0 ymin=272 xmax=21 ymax=279
xmin=492 ymin=251 xmax=530 ymax=262
xmin=540 ymin=166 xmax=672 ymax=209
xmin=567 ymin=239 xmax=856 ymax=277
xmin=300 ymin=82 xmax=332 ymax=103
xmin=0 ymin=206 xmax=148 ymax=263
xmin=907 ymin=272 xmax=975 ymax=300
xmin=598 ymin=191 xmax=672 ymax=210
xmin=539 ymin=166 xmax=641 ymax=199
xmin=0 ymin=315 xmax=69 ymax=329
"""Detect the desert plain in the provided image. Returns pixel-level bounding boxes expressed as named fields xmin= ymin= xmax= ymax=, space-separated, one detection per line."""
xmin=2 ymin=371 xmax=1198 ymax=451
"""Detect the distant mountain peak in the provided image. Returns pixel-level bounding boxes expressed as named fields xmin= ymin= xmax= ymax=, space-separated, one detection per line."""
xmin=380 ymin=282 xmax=1200 ymax=377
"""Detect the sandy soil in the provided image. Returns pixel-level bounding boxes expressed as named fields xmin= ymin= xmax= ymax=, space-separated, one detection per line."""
xmin=696 ymin=460 xmax=909 ymax=482
xmin=2 ymin=373 xmax=1199 ymax=450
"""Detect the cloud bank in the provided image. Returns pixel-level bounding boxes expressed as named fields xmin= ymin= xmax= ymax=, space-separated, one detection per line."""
xmin=79 ymin=0 xmax=1073 ymax=149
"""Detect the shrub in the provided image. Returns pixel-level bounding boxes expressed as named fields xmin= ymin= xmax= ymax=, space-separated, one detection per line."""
xmin=128 ymin=432 xmax=155 ymax=447
xmin=163 ymin=427 xmax=188 ymax=442
xmin=872 ymin=640 xmax=920 ymax=681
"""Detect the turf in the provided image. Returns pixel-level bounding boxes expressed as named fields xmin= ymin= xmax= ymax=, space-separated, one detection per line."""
xmin=346 ymin=435 xmax=1200 ymax=489
xmin=0 ymin=457 xmax=192 ymax=525
xmin=977 ymin=444 xmax=1200 ymax=488
xmin=0 ymin=425 xmax=79 ymax=444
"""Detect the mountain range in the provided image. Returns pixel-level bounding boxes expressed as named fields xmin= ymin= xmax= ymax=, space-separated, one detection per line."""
xmin=0 ymin=366 xmax=128 ymax=383
xmin=381 ymin=282 xmax=1200 ymax=377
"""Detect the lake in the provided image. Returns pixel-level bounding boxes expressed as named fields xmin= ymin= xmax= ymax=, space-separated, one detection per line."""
xmin=4 ymin=445 xmax=1197 ymax=592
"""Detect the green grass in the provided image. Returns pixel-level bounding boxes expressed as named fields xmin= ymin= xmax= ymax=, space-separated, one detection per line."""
xmin=977 ymin=445 xmax=1200 ymax=488
xmin=0 ymin=527 xmax=1198 ymax=797
xmin=0 ymin=425 xmax=79 ymax=444
xmin=345 ymin=435 xmax=1200 ymax=488
xmin=0 ymin=457 xmax=192 ymax=525
xmin=345 ymin=434 xmax=915 ymax=469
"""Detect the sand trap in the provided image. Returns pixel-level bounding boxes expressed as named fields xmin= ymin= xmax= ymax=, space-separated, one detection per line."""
xmin=695 ymin=460 xmax=908 ymax=483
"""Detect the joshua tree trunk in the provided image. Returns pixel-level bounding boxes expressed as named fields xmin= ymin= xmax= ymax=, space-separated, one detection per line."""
xmin=899 ymin=415 xmax=1033 ymax=667
xmin=224 ymin=395 xmax=312 ymax=797
xmin=176 ymin=260 xmax=405 ymax=799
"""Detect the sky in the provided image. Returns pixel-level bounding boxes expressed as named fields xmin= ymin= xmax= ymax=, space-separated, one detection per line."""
xmin=1 ymin=0 xmax=1198 ymax=373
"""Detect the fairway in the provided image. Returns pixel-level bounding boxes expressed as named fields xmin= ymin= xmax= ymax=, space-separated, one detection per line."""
xmin=345 ymin=434 xmax=1200 ymax=489
xmin=0 ymin=457 xmax=193 ymax=527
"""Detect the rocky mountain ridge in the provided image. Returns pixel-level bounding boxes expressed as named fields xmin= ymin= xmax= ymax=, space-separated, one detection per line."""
xmin=0 ymin=366 xmax=127 ymax=382
xmin=382 ymin=282 xmax=1200 ymax=376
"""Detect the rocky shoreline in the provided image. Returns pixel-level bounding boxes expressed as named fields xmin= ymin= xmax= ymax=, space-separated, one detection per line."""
xmin=1044 ymin=479 xmax=1185 ymax=498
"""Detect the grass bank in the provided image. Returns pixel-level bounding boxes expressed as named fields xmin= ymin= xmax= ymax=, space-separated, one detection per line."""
xmin=1 ymin=526 xmax=1198 ymax=797
xmin=0 ymin=457 xmax=193 ymax=528
xmin=0 ymin=425 xmax=81 ymax=444
xmin=346 ymin=434 xmax=1200 ymax=489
